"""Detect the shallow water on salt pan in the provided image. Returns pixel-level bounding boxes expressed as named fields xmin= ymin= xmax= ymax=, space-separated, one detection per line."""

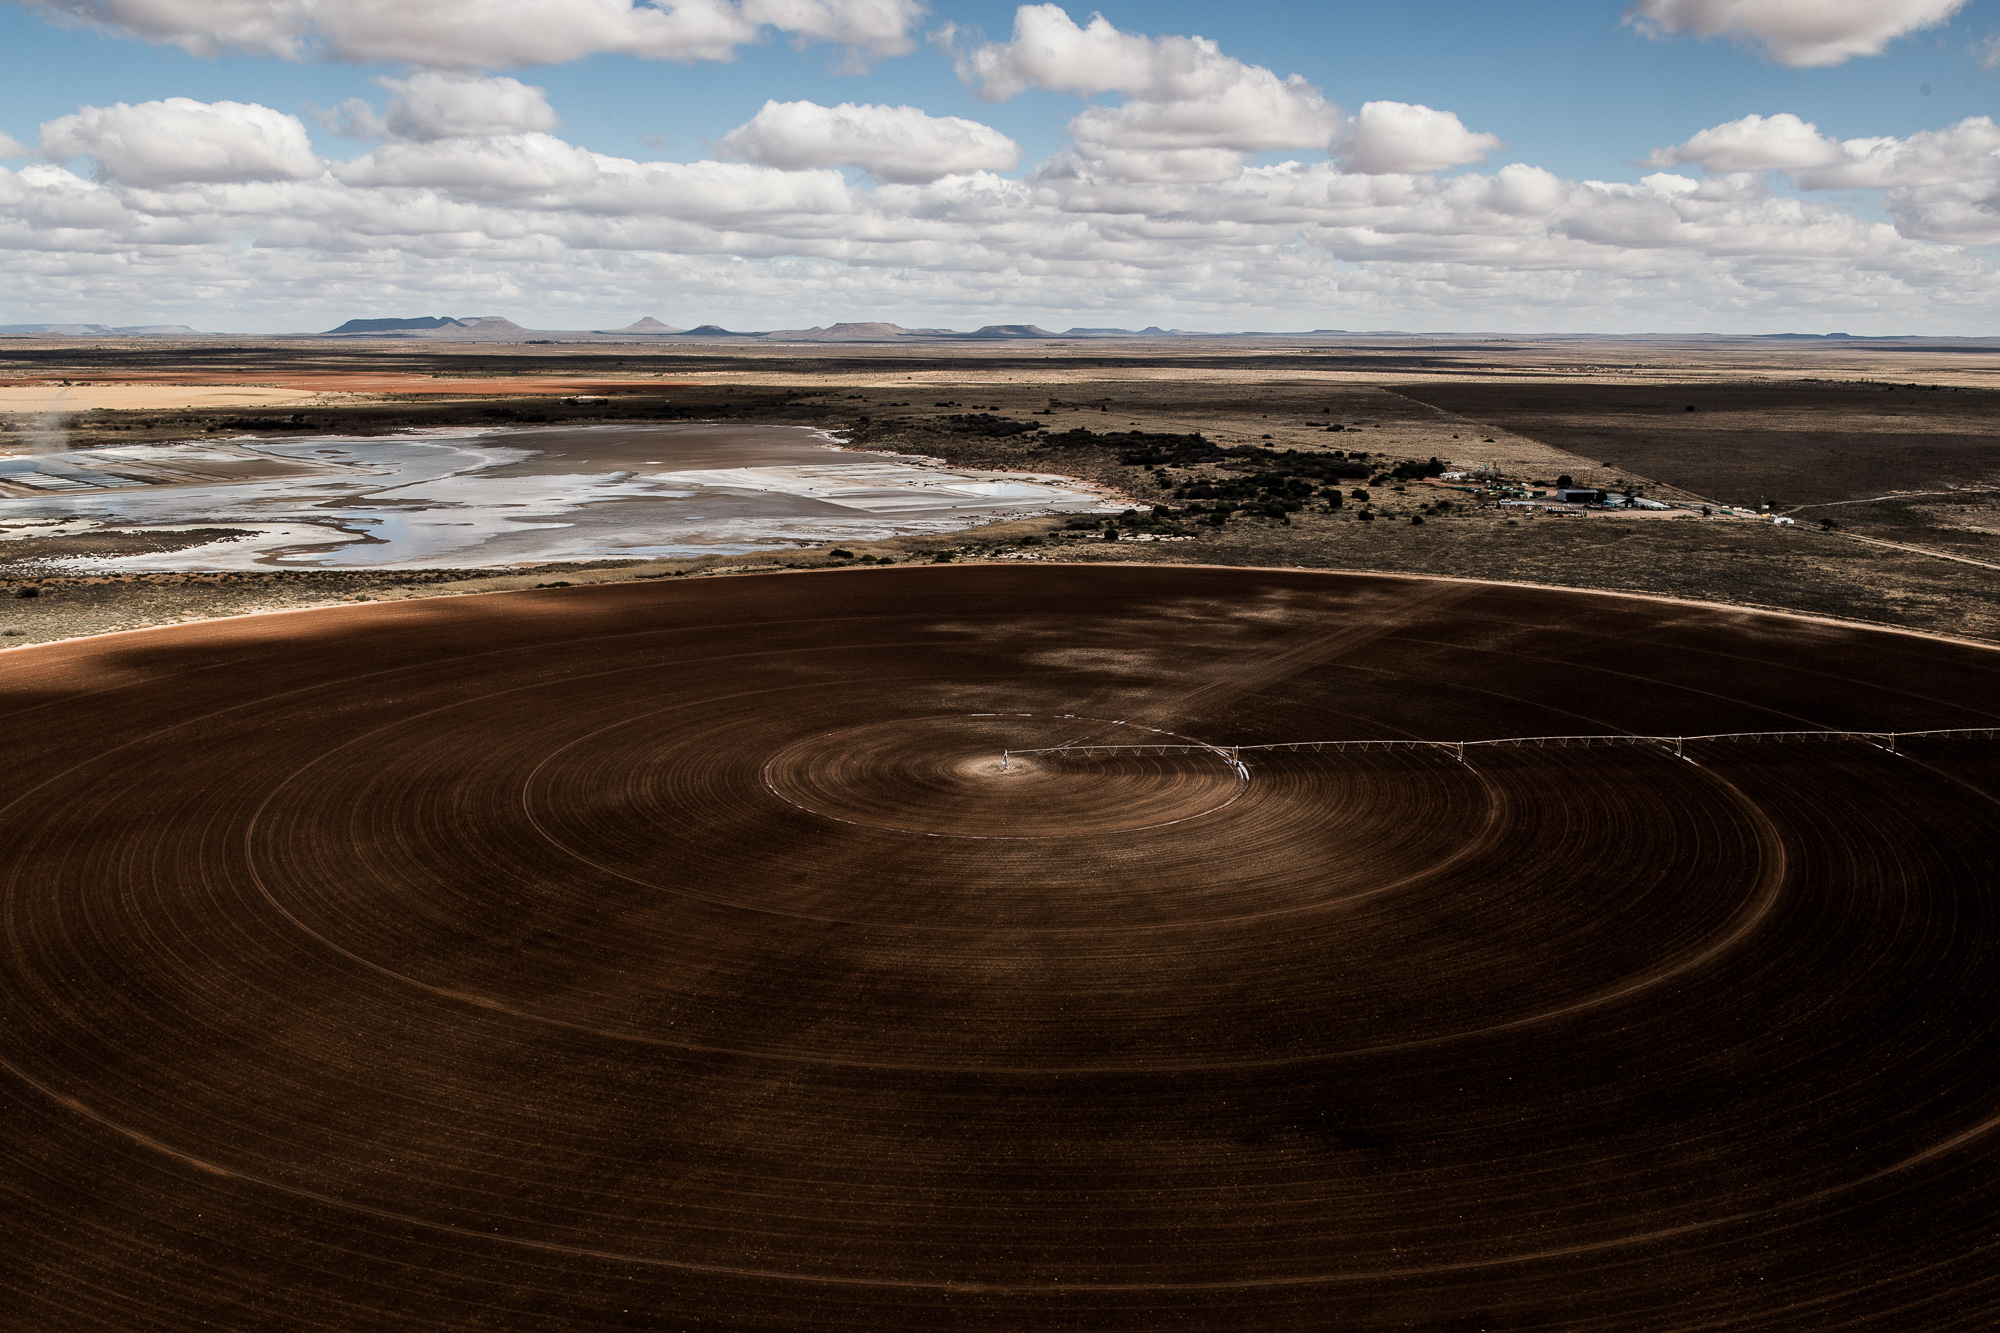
xmin=0 ymin=423 xmax=1113 ymax=571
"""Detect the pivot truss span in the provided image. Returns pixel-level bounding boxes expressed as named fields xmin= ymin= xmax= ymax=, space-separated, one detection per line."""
xmin=1005 ymin=725 xmax=2000 ymax=763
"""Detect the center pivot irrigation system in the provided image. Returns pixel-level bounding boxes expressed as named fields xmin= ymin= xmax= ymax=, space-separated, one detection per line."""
xmin=1000 ymin=726 xmax=2000 ymax=768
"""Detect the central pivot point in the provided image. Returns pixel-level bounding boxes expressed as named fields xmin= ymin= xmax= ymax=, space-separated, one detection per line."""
xmin=967 ymin=753 xmax=1036 ymax=779
xmin=763 ymin=714 xmax=1246 ymax=839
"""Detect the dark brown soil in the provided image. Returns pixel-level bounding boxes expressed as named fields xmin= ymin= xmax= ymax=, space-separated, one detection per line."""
xmin=2 ymin=566 xmax=1997 ymax=1331
xmin=1031 ymin=509 xmax=2000 ymax=639
xmin=1397 ymin=380 xmax=2000 ymax=510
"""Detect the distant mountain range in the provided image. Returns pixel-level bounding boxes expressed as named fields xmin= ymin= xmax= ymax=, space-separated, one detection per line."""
xmin=323 ymin=316 xmax=473 ymax=334
xmin=715 ymin=322 xmax=1194 ymax=340
xmin=329 ymin=318 xmax=1973 ymax=343
xmin=0 ymin=323 xmax=207 ymax=336
xmin=320 ymin=315 xmax=530 ymax=337
xmin=5 ymin=316 xmax=1989 ymax=343
xmin=304 ymin=315 xmax=1216 ymax=342
xmin=0 ymin=314 xmax=1336 ymax=342
xmin=300 ymin=312 xmax=1216 ymax=340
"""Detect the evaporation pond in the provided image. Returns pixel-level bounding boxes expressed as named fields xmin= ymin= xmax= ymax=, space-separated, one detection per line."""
xmin=0 ymin=422 xmax=1110 ymax=571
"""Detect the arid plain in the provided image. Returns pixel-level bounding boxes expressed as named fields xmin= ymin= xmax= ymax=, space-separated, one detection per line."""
xmin=4 ymin=333 xmax=1999 ymax=644
xmin=1 ymin=336 xmax=1998 ymax=1332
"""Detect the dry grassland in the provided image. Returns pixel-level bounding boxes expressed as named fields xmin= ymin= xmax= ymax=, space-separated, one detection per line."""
xmin=2 ymin=335 xmax=1996 ymax=646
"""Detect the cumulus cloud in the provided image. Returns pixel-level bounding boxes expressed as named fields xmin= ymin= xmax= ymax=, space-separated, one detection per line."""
xmin=38 ymin=98 xmax=320 ymax=188
xmin=20 ymin=0 xmax=316 ymax=59
xmin=1336 ymin=102 xmax=1506 ymax=174
xmin=1652 ymin=112 xmax=2000 ymax=187
xmin=1063 ymin=78 xmax=1336 ymax=153
xmin=963 ymin=3 xmax=1272 ymax=101
xmin=739 ymin=0 xmax=927 ymax=62
xmin=4 ymin=142 xmax=1994 ymax=330
xmin=16 ymin=0 xmax=928 ymax=68
xmin=324 ymin=74 xmax=562 ymax=142
xmin=958 ymin=3 xmax=1332 ymax=141
xmin=1810 ymin=115 xmax=2000 ymax=189
xmin=718 ymin=100 xmax=1018 ymax=182
xmin=8 ymin=19 xmax=2000 ymax=331
xmin=1757 ymin=117 xmax=2000 ymax=246
xmin=1646 ymin=112 xmax=1848 ymax=171
xmin=335 ymin=133 xmax=600 ymax=198
xmin=1648 ymin=112 xmax=2000 ymax=245
xmin=380 ymin=73 xmax=559 ymax=141
xmin=1625 ymin=0 xmax=1970 ymax=67
xmin=10 ymin=93 xmax=1999 ymax=330
xmin=0 ymin=132 xmax=29 ymax=158
xmin=959 ymin=5 xmax=1338 ymax=182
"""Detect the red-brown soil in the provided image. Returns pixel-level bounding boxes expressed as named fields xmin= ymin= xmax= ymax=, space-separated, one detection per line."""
xmin=2 ymin=565 xmax=1997 ymax=1331
xmin=6 ymin=372 xmax=677 ymax=397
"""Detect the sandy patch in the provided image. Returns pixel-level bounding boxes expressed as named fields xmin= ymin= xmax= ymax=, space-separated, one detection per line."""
xmin=0 ymin=376 xmax=694 ymax=411
xmin=244 ymin=375 xmax=675 ymax=397
xmin=662 ymin=462 xmax=1104 ymax=514
xmin=0 ymin=385 xmax=324 ymax=412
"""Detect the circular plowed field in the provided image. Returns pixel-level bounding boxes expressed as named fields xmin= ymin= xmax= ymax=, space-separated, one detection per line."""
xmin=3 ymin=565 xmax=1998 ymax=1331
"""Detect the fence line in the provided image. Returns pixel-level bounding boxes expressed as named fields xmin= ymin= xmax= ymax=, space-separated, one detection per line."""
xmin=1002 ymin=726 xmax=2000 ymax=765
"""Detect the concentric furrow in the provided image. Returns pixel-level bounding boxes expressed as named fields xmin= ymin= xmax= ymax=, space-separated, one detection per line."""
xmin=762 ymin=715 xmax=1247 ymax=836
xmin=0 ymin=565 xmax=1997 ymax=1332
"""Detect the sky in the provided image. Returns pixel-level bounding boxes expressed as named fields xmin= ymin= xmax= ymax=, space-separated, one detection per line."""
xmin=1 ymin=0 xmax=1998 ymax=334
